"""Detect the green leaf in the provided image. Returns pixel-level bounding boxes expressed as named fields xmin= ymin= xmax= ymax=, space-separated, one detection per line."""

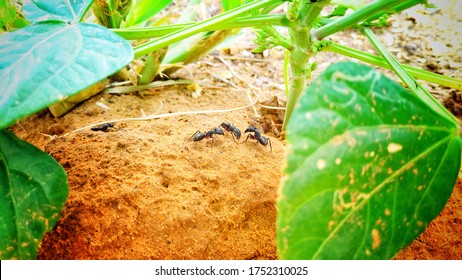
xmin=278 ymin=62 xmax=461 ymax=259
xmin=0 ymin=21 xmax=133 ymax=129
xmin=124 ymin=0 xmax=173 ymax=27
xmin=0 ymin=129 xmax=68 ymax=259
xmin=324 ymin=5 xmax=348 ymax=18
xmin=22 ymin=0 xmax=94 ymax=23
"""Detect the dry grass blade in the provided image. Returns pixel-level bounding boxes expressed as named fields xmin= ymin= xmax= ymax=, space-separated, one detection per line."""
xmin=104 ymin=79 xmax=196 ymax=94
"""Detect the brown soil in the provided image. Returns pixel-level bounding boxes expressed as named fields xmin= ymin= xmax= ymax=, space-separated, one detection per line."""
xmin=9 ymin=2 xmax=462 ymax=259
xmin=14 ymin=84 xmax=285 ymax=259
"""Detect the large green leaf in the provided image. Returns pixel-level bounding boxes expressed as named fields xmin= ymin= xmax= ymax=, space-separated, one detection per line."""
xmin=22 ymin=0 xmax=94 ymax=23
xmin=124 ymin=0 xmax=173 ymax=27
xmin=0 ymin=21 xmax=133 ymax=129
xmin=0 ymin=129 xmax=68 ymax=259
xmin=277 ymin=62 xmax=461 ymax=259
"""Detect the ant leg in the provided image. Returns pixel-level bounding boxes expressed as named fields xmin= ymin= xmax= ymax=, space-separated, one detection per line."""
xmin=231 ymin=133 xmax=239 ymax=144
xmin=268 ymin=138 xmax=272 ymax=152
xmin=243 ymin=134 xmax=252 ymax=143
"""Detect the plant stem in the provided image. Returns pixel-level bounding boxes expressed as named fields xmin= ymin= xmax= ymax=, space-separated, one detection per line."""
xmin=365 ymin=0 xmax=427 ymax=23
xmin=92 ymin=0 xmax=131 ymax=28
xmin=132 ymin=0 xmax=284 ymax=58
xmin=323 ymin=43 xmax=462 ymax=90
xmin=282 ymin=0 xmax=327 ymax=132
xmin=162 ymin=0 xmax=244 ymax=72
xmin=138 ymin=47 xmax=168 ymax=85
xmin=361 ymin=26 xmax=459 ymax=126
xmin=313 ymin=0 xmax=415 ymax=40
xmin=162 ymin=0 xmax=204 ymax=67
xmin=283 ymin=49 xmax=290 ymax=98
xmin=163 ymin=30 xmax=234 ymax=75
xmin=113 ymin=14 xmax=292 ymax=40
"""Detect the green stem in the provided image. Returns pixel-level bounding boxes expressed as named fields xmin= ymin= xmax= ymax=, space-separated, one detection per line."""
xmin=132 ymin=0 xmax=284 ymax=58
xmin=361 ymin=27 xmax=459 ymax=126
xmin=282 ymin=0 xmax=327 ymax=132
xmin=284 ymin=49 xmax=290 ymax=98
xmin=365 ymin=0 xmax=427 ymax=23
xmin=162 ymin=0 xmax=204 ymax=65
xmin=323 ymin=43 xmax=462 ymax=90
xmin=261 ymin=0 xmax=287 ymax=14
xmin=113 ymin=14 xmax=292 ymax=40
xmin=138 ymin=47 xmax=168 ymax=85
xmin=163 ymin=30 xmax=233 ymax=74
xmin=313 ymin=0 xmax=412 ymax=40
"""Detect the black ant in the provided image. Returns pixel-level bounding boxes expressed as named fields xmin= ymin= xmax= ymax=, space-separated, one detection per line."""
xmin=91 ymin=123 xmax=114 ymax=132
xmin=190 ymin=127 xmax=224 ymax=145
xmin=244 ymin=126 xmax=272 ymax=152
xmin=220 ymin=122 xmax=241 ymax=142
